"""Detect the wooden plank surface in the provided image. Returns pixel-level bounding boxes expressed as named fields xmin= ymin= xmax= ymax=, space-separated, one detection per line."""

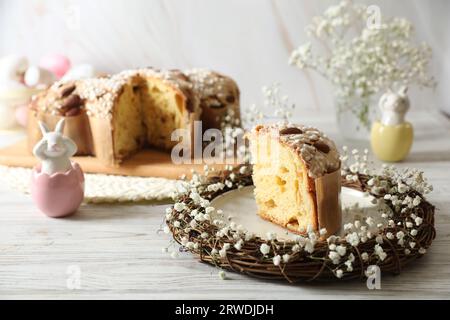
xmin=0 ymin=111 xmax=449 ymax=299
xmin=0 ymin=140 xmax=224 ymax=179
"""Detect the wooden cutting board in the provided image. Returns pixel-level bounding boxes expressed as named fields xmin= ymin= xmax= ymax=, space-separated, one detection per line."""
xmin=0 ymin=140 xmax=227 ymax=179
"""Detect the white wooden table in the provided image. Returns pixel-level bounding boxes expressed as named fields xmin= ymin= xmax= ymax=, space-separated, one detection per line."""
xmin=1 ymin=111 xmax=449 ymax=300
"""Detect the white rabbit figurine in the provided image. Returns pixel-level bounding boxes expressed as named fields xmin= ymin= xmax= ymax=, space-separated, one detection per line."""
xmin=378 ymin=86 xmax=410 ymax=126
xmin=371 ymin=86 xmax=413 ymax=162
xmin=32 ymin=119 xmax=78 ymax=175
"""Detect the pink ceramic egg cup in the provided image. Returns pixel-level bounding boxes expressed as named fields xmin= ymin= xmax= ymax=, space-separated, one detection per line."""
xmin=39 ymin=54 xmax=71 ymax=79
xmin=30 ymin=162 xmax=84 ymax=218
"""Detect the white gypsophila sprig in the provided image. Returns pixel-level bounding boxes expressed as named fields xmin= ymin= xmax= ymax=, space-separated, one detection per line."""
xmin=289 ymin=0 xmax=435 ymax=128
xmin=262 ymin=83 xmax=296 ymax=123
xmin=242 ymin=83 xmax=296 ymax=128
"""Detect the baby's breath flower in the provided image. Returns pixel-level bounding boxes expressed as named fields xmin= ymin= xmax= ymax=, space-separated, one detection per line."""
xmin=361 ymin=252 xmax=369 ymax=262
xmin=346 ymin=232 xmax=360 ymax=247
xmin=366 ymin=217 xmax=375 ymax=226
xmin=304 ymin=239 xmax=315 ymax=253
xmin=260 ymin=243 xmax=270 ymax=255
xmin=282 ymin=254 xmax=291 ymax=263
xmin=234 ymin=239 xmax=244 ymax=250
xmin=415 ymin=217 xmax=423 ymax=226
xmin=219 ymin=248 xmax=227 ymax=258
xmin=348 ymin=253 xmax=355 ymax=262
xmin=344 ymin=223 xmax=354 ymax=231
xmin=396 ymin=231 xmax=405 ymax=240
xmin=374 ymin=244 xmax=387 ymax=261
xmin=273 ymin=255 xmax=281 ymax=266
xmin=344 ymin=260 xmax=353 ymax=272
xmin=336 ymin=245 xmax=347 ymax=256
xmin=218 ymin=270 xmax=227 ymax=280
xmin=174 ymin=202 xmax=186 ymax=212
xmin=397 ymin=183 xmax=408 ymax=194
xmin=200 ymin=199 xmax=210 ymax=208
xmin=329 ymin=251 xmax=341 ymax=264
xmin=335 ymin=269 xmax=344 ymax=279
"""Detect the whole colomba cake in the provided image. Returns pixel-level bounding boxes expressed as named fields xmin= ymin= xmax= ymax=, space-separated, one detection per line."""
xmin=27 ymin=68 xmax=241 ymax=166
xmin=247 ymin=123 xmax=342 ymax=235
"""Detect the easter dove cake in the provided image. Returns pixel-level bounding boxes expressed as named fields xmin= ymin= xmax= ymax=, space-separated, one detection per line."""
xmin=27 ymin=68 xmax=240 ymax=166
xmin=247 ymin=123 xmax=342 ymax=235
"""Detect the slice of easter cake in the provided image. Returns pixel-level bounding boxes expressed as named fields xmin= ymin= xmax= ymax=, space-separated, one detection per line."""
xmin=247 ymin=123 xmax=342 ymax=236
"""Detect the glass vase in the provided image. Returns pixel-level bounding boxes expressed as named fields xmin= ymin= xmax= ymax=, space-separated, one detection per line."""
xmin=335 ymin=94 xmax=375 ymax=142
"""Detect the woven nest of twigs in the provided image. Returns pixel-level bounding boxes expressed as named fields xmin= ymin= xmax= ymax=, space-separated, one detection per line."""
xmin=165 ymin=164 xmax=436 ymax=283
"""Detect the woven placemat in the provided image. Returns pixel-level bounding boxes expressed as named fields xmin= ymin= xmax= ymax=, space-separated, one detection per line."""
xmin=0 ymin=165 xmax=188 ymax=203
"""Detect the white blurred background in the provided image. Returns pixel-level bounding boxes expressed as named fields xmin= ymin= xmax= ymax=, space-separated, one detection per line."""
xmin=0 ymin=0 xmax=448 ymax=116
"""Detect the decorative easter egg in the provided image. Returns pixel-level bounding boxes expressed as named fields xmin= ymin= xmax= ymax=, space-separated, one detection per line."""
xmin=24 ymin=66 xmax=56 ymax=87
xmin=15 ymin=104 xmax=28 ymax=127
xmin=371 ymin=121 xmax=413 ymax=162
xmin=39 ymin=54 xmax=71 ymax=79
xmin=0 ymin=55 xmax=28 ymax=83
xmin=30 ymin=162 xmax=84 ymax=218
xmin=0 ymin=81 xmax=28 ymax=129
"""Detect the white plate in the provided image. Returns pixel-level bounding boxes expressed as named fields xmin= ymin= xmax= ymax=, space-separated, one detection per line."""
xmin=211 ymin=186 xmax=389 ymax=240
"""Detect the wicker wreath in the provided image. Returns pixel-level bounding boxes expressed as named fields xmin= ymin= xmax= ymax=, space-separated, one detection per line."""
xmin=165 ymin=161 xmax=436 ymax=283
